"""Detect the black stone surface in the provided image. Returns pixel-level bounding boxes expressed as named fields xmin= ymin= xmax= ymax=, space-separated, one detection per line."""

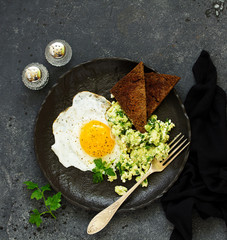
xmin=0 ymin=0 xmax=226 ymax=239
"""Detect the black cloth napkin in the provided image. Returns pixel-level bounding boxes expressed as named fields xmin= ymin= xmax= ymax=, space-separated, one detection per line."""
xmin=161 ymin=50 xmax=227 ymax=240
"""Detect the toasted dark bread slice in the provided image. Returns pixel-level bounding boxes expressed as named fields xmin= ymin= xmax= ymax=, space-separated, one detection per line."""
xmin=145 ymin=72 xmax=180 ymax=118
xmin=110 ymin=62 xmax=147 ymax=133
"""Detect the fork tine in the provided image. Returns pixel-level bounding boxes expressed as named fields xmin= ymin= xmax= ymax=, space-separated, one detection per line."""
xmin=167 ymin=138 xmax=187 ymax=160
xmin=169 ymin=133 xmax=182 ymax=146
xmin=163 ymin=141 xmax=190 ymax=167
xmin=169 ymin=135 xmax=185 ymax=151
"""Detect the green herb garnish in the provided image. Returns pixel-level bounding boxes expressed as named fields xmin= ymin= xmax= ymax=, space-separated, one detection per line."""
xmin=116 ymin=162 xmax=124 ymax=175
xmin=116 ymin=110 xmax=124 ymax=118
xmin=24 ymin=181 xmax=62 ymax=227
xmin=92 ymin=158 xmax=116 ymax=183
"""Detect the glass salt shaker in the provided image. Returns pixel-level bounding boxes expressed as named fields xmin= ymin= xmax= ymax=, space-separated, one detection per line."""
xmin=45 ymin=39 xmax=72 ymax=67
xmin=22 ymin=63 xmax=49 ymax=90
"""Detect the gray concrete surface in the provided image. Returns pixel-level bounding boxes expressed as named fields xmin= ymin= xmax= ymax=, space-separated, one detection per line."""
xmin=0 ymin=0 xmax=227 ymax=239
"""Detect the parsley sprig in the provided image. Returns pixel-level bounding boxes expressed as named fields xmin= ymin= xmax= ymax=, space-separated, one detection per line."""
xmin=24 ymin=181 xmax=62 ymax=227
xmin=92 ymin=158 xmax=115 ymax=183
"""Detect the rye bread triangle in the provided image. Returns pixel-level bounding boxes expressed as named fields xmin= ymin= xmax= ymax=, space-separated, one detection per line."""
xmin=145 ymin=72 xmax=180 ymax=118
xmin=110 ymin=62 xmax=147 ymax=133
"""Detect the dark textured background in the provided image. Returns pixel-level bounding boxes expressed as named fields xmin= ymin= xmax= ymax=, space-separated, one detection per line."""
xmin=0 ymin=0 xmax=226 ymax=239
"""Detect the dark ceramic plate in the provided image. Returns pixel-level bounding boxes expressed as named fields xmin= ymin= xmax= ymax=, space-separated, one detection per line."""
xmin=34 ymin=58 xmax=191 ymax=212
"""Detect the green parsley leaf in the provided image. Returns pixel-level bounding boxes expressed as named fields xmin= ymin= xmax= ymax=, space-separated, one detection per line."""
xmin=147 ymin=156 xmax=153 ymax=162
xmin=41 ymin=184 xmax=51 ymax=192
xmin=116 ymin=162 xmax=123 ymax=175
xmin=92 ymin=167 xmax=97 ymax=173
xmin=31 ymin=189 xmax=42 ymax=200
xmin=24 ymin=181 xmax=62 ymax=227
xmin=121 ymin=129 xmax=126 ymax=135
xmin=92 ymin=158 xmax=116 ymax=182
xmin=126 ymin=162 xmax=132 ymax=167
xmin=29 ymin=209 xmax=42 ymax=227
xmin=24 ymin=181 xmax=38 ymax=190
xmin=105 ymin=168 xmax=115 ymax=176
xmin=93 ymin=172 xmax=103 ymax=183
xmin=145 ymin=143 xmax=152 ymax=150
xmin=143 ymin=179 xmax=148 ymax=185
xmin=93 ymin=158 xmax=104 ymax=169
xmin=116 ymin=110 xmax=124 ymax=117
xmin=126 ymin=143 xmax=130 ymax=148
xmin=139 ymin=133 xmax=145 ymax=139
xmin=45 ymin=192 xmax=62 ymax=211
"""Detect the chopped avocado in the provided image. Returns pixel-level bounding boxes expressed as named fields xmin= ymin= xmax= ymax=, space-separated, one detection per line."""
xmin=103 ymin=101 xmax=175 ymax=190
xmin=115 ymin=186 xmax=128 ymax=196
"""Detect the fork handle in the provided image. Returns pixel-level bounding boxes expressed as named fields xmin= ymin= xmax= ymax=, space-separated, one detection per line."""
xmin=87 ymin=169 xmax=153 ymax=235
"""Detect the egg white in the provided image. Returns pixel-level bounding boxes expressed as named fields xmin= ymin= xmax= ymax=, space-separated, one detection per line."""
xmin=51 ymin=91 xmax=121 ymax=171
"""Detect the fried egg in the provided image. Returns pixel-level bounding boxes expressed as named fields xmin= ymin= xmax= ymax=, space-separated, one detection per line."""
xmin=51 ymin=91 xmax=121 ymax=171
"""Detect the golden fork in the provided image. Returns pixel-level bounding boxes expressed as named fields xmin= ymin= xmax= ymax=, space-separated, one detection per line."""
xmin=87 ymin=133 xmax=190 ymax=235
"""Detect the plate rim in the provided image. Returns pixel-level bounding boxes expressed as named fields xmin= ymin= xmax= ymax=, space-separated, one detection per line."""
xmin=34 ymin=57 xmax=191 ymax=212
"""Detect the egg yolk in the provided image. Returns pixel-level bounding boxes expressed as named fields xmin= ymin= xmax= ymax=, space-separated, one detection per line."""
xmin=79 ymin=120 xmax=115 ymax=158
